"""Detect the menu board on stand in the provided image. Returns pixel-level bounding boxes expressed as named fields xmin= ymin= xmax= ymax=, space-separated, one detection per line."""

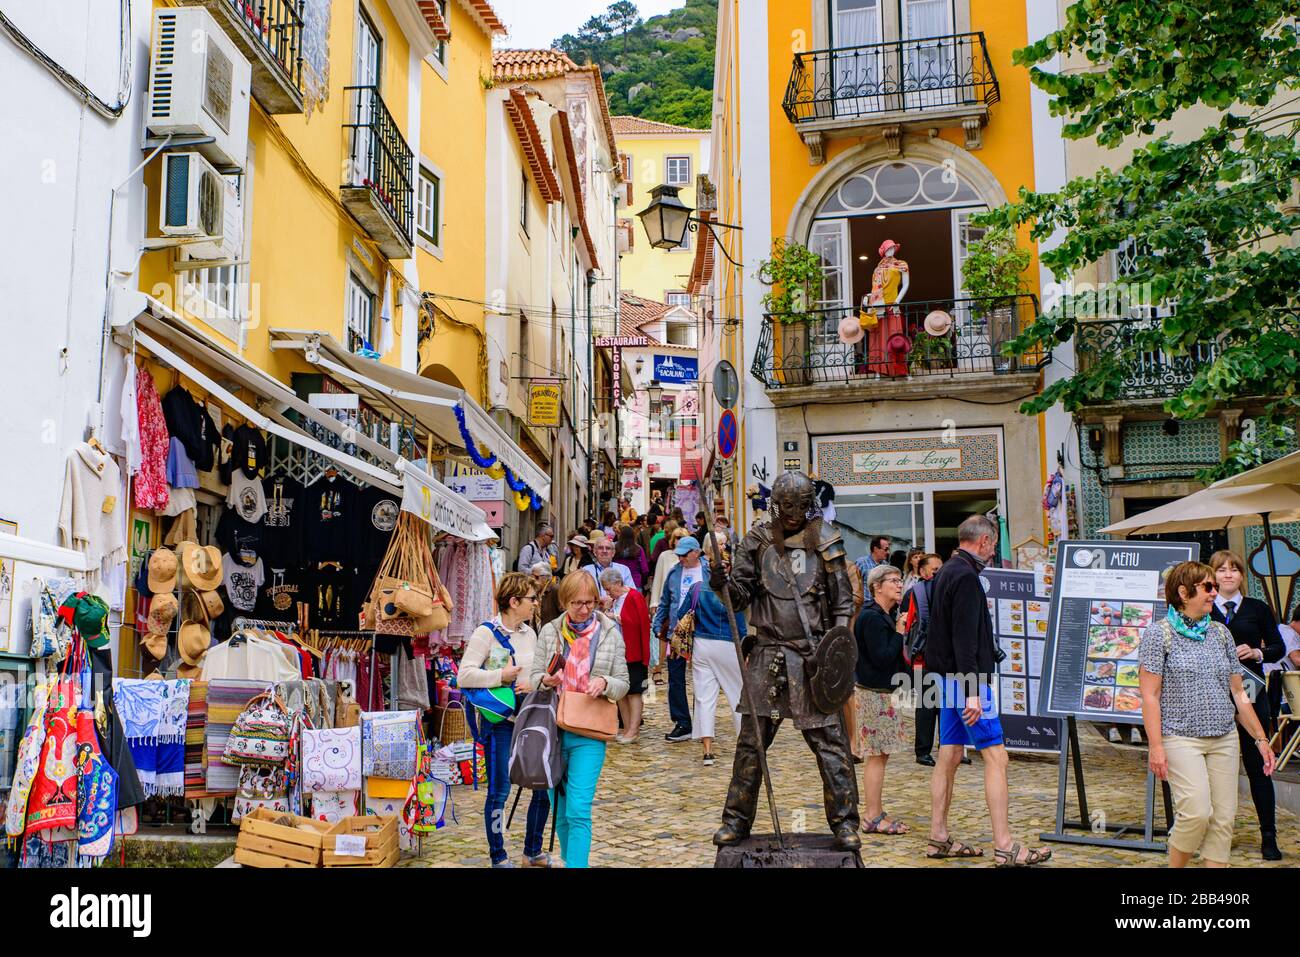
xmin=1036 ymin=540 xmax=1198 ymax=853
xmin=980 ymin=568 xmax=1060 ymax=753
xmin=1039 ymin=540 xmax=1199 ymax=724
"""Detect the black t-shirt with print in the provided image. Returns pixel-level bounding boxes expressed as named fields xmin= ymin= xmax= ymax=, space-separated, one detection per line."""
xmin=308 ymin=564 xmax=358 ymax=629
xmin=355 ymin=485 xmax=401 ymax=572
xmin=303 ymin=476 xmax=357 ymax=562
xmin=216 ymin=507 xmax=264 ymax=560
xmin=261 ymin=475 xmax=305 ymax=568
xmin=253 ymin=566 xmax=304 ymax=621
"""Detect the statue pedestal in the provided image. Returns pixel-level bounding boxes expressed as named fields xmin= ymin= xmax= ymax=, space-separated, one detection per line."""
xmin=714 ymin=833 xmax=863 ymax=869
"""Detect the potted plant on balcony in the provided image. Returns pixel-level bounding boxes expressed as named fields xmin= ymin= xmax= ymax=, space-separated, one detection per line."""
xmin=961 ymin=224 xmax=1031 ymax=372
xmin=757 ymin=239 xmax=825 ymax=386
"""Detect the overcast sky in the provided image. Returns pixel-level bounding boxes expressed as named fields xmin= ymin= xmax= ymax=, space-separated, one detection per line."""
xmin=491 ymin=0 xmax=687 ymax=50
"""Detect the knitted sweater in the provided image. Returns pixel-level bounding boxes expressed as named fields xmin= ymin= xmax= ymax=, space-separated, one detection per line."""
xmin=58 ymin=442 xmax=127 ymax=582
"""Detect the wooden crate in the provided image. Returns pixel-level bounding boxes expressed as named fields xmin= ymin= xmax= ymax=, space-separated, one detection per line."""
xmin=234 ymin=808 xmax=332 ymax=868
xmin=322 ymin=815 xmax=399 ymax=868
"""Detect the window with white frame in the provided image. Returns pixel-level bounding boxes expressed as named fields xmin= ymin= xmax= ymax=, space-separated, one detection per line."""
xmin=346 ymin=272 xmax=377 ymax=352
xmin=416 ymin=166 xmax=441 ymax=246
xmin=183 ymin=172 xmax=247 ymax=336
xmin=664 ymin=291 xmax=691 ymax=309
xmin=665 ymin=155 xmax=692 ymax=186
xmin=520 ymin=167 xmax=530 ymax=234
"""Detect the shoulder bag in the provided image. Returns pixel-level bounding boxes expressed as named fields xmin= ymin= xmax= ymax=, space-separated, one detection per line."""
xmin=462 ymin=622 xmax=519 ymax=726
xmin=555 ymin=623 xmax=619 ymax=741
xmin=222 ymin=689 xmax=292 ymax=768
xmin=669 ymin=581 xmax=703 ymax=662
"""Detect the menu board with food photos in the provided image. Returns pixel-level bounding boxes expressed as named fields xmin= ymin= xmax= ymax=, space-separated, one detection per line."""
xmin=1039 ymin=540 xmax=1199 ymax=724
xmin=981 ymin=568 xmax=1060 ymax=753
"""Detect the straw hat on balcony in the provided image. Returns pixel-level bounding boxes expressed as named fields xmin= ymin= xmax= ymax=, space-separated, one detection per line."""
xmin=838 ymin=315 xmax=865 ymax=345
xmin=924 ymin=310 xmax=954 ymax=337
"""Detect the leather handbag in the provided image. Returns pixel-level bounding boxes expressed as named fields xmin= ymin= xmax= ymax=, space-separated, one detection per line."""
xmin=557 ymin=688 xmax=618 ymax=741
xmin=392 ymin=582 xmax=434 ymax=618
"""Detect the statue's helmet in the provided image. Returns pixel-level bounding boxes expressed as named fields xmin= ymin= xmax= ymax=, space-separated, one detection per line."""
xmin=770 ymin=471 xmax=815 ymax=517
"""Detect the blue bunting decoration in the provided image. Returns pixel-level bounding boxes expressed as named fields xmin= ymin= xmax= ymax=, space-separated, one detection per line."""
xmin=453 ymin=403 xmax=498 ymax=469
xmin=502 ymin=465 xmax=528 ymax=493
xmin=529 ymin=491 xmax=542 ymax=511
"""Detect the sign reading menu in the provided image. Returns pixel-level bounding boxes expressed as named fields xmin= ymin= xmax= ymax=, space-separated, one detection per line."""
xmin=981 ymin=568 xmax=1060 ymax=753
xmin=1039 ymin=540 xmax=1198 ymax=725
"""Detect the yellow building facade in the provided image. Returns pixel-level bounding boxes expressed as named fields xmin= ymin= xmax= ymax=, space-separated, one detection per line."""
xmin=711 ymin=0 xmax=1050 ymax=557
xmin=613 ymin=116 xmax=711 ymax=306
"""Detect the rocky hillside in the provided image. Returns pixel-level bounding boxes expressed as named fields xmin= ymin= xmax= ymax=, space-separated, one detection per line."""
xmin=553 ymin=0 xmax=717 ymax=130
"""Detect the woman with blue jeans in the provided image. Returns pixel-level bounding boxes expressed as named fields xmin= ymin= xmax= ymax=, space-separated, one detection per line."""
xmin=531 ymin=571 xmax=629 ymax=867
xmin=459 ymin=572 xmax=550 ymax=868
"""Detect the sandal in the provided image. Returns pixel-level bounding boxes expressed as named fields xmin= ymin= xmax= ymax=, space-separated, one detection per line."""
xmin=925 ymin=835 xmax=983 ymax=859
xmin=992 ymin=843 xmax=1052 ymax=867
xmin=862 ymin=813 xmax=910 ymax=835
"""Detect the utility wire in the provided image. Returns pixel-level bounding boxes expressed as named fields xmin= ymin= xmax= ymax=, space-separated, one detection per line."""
xmin=0 ymin=0 xmax=132 ymax=119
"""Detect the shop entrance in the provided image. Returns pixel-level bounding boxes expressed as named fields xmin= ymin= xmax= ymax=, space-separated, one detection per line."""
xmin=932 ymin=489 xmax=999 ymax=559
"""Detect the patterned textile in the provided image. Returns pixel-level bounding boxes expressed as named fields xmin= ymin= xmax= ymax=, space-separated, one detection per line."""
xmin=310 ymin=789 xmax=358 ymax=824
xmin=361 ymin=710 xmax=420 ymax=780
xmin=205 ymin=679 xmax=273 ymax=794
xmin=1139 ymin=618 xmax=1242 ymax=738
xmin=302 ymin=726 xmax=361 ymax=793
xmin=26 ymin=679 xmax=79 ymax=836
xmin=184 ymin=681 xmax=208 ymax=798
xmin=560 ymin=616 xmax=599 ymax=694
xmin=5 ymin=676 xmax=52 ymax=838
xmin=274 ymin=678 xmax=335 ymax=730
xmin=854 ymin=687 xmax=904 ymax=756
xmin=437 ymin=541 xmax=495 ymax=647
xmin=133 ymin=367 xmax=170 ymax=509
xmin=232 ymin=764 xmax=288 ymax=821
xmin=365 ymin=794 xmax=413 ymax=851
xmin=20 ymin=833 xmax=93 ymax=869
xmin=112 ymin=678 xmax=190 ymax=797
xmin=74 ymin=711 xmax=118 ymax=857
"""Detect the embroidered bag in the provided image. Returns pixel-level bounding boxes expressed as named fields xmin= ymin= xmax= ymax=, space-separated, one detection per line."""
xmin=233 ymin=764 xmax=289 ymax=820
xmin=75 ymin=709 xmax=119 ymax=857
xmin=222 ymin=689 xmax=291 ymax=768
xmin=669 ymin=583 xmax=703 ymax=662
xmin=31 ymin=579 xmax=70 ymax=661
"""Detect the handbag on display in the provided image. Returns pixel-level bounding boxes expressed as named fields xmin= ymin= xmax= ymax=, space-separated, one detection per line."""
xmin=31 ymin=579 xmax=71 ymax=661
xmin=233 ymin=764 xmax=289 ymax=820
xmin=365 ymin=514 xmax=438 ymax=626
xmin=222 ymin=690 xmax=291 ymax=768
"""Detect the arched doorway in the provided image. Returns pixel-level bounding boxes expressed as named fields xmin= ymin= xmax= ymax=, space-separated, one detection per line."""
xmin=802 ymin=157 xmax=993 ymax=375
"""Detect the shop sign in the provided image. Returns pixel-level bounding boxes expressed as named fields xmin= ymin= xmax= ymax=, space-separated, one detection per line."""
xmin=653 ymin=355 xmax=698 ymax=383
xmin=851 ymin=447 xmax=962 ymax=475
xmin=443 ymin=462 xmax=504 ymax=500
xmin=527 ymin=380 xmax=561 ymax=428
xmin=474 ymin=501 xmax=506 ymax=527
xmin=400 ymin=463 xmax=489 ymax=540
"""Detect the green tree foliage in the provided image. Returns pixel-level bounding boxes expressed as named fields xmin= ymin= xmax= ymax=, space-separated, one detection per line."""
xmin=553 ymin=0 xmax=718 ymax=129
xmin=983 ymin=1 xmax=1300 ymax=474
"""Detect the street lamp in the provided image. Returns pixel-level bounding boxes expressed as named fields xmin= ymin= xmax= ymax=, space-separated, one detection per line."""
xmin=636 ymin=184 xmax=743 ymax=264
xmin=646 ymin=378 xmax=664 ymax=406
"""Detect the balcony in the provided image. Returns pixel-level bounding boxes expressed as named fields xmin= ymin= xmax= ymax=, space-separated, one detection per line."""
xmin=180 ymin=0 xmax=305 ymax=113
xmin=783 ymin=32 xmax=999 ymax=162
xmin=341 ymin=86 xmax=415 ymax=259
xmin=1075 ymin=318 xmax=1217 ymax=405
xmin=751 ymin=295 xmax=1045 ymax=404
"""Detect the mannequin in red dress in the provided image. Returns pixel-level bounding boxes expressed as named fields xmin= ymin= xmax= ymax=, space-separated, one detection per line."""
xmin=862 ymin=240 xmax=911 ymax=377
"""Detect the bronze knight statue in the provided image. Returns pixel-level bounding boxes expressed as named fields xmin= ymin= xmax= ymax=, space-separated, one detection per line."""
xmin=710 ymin=471 xmax=861 ymax=851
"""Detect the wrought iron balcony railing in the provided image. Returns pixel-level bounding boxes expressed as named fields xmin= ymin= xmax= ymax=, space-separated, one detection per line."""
xmin=228 ymin=0 xmax=304 ymax=94
xmin=1075 ymin=318 xmax=1217 ymax=402
xmin=750 ymin=295 xmax=1044 ymax=391
xmin=342 ymin=85 xmax=415 ymax=248
xmin=783 ymin=32 xmax=999 ymax=125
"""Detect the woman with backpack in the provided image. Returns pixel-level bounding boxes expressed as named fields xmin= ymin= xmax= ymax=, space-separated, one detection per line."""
xmin=530 ymin=571 xmax=630 ymax=867
xmin=459 ymin=572 xmax=551 ymax=868
xmin=903 ymin=554 xmax=944 ymax=766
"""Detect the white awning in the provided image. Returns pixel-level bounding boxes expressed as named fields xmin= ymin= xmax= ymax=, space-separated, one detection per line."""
xmin=268 ymin=329 xmax=552 ymax=501
xmin=116 ymin=296 xmax=494 ymax=541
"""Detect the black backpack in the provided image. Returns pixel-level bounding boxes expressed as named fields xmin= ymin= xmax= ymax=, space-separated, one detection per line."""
xmin=509 ymin=688 xmax=566 ymax=790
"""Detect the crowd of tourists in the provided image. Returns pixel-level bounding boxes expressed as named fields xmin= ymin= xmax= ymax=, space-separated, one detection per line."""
xmin=467 ymin=498 xmax=1295 ymax=868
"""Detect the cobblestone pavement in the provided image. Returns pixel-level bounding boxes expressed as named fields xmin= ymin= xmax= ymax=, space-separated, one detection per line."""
xmin=400 ymin=680 xmax=1299 ymax=868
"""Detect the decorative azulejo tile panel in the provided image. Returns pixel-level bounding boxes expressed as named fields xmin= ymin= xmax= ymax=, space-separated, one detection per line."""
xmin=817 ymin=430 xmax=1000 ymax=488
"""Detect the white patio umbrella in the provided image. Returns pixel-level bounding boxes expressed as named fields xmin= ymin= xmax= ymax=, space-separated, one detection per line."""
xmin=1214 ymin=449 xmax=1300 ymax=489
xmin=1099 ymin=483 xmax=1300 ymax=613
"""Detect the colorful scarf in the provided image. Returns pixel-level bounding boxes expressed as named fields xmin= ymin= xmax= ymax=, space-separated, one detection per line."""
xmin=560 ymin=616 xmax=599 ymax=694
xmin=184 ymin=681 xmax=208 ymax=798
xmin=205 ymin=680 xmax=273 ymax=794
xmin=1166 ymin=605 xmax=1210 ymax=642
xmin=112 ymin=678 xmax=191 ymax=797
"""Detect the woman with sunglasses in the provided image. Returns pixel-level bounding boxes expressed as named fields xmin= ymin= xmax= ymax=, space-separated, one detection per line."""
xmin=531 ymin=571 xmax=629 ymax=867
xmin=1139 ymin=562 xmax=1275 ymax=868
xmin=459 ymin=572 xmax=550 ymax=867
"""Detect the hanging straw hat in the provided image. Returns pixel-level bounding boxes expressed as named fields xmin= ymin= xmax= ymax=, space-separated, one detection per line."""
xmin=179 ymin=542 xmax=223 ymax=591
xmin=838 ymin=315 xmax=865 ymax=344
xmin=178 ymin=620 xmax=211 ymax=666
xmin=924 ymin=310 xmax=954 ymax=336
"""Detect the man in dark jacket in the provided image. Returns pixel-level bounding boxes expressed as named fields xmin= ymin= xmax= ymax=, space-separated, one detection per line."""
xmin=924 ymin=515 xmax=1051 ymax=866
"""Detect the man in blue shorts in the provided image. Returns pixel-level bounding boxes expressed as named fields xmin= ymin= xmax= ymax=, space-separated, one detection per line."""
xmin=924 ymin=515 xmax=1051 ymax=867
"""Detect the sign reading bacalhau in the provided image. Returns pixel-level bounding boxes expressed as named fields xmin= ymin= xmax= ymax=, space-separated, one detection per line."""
xmin=653 ymin=354 xmax=698 ymax=383
xmin=852 ymin=448 xmax=963 ymax=475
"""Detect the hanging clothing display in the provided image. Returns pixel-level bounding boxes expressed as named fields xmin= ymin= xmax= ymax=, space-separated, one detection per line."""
xmin=58 ymin=441 xmax=128 ymax=587
xmin=304 ymin=475 xmax=358 ymax=562
xmin=134 ymin=367 xmax=170 ymax=509
xmin=222 ymin=554 xmax=265 ymax=613
xmin=261 ymin=474 xmax=306 ymax=567
xmin=227 ymin=470 xmax=268 ymax=524
xmin=112 ymin=678 xmax=191 ymax=798
xmin=220 ymin=423 xmax=269 ymax=484
xmin=436 ymin=540 xmax=494 ymax=647
xmin=119 ymin=352 xmax=140 ymax=477
xmin=309 ymin=564 xmax=358 ymax=629
xmin=165 ymin=437 xmax=200 ymax=490
xmin=162 ymin=386 xmax=220 ymax=472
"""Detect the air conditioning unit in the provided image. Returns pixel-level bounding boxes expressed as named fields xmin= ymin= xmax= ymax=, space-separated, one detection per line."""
xmin=146 ymin=7 xmax=251 ymax=170
xmin=161 ymin=151 xmax=240 ymax=260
